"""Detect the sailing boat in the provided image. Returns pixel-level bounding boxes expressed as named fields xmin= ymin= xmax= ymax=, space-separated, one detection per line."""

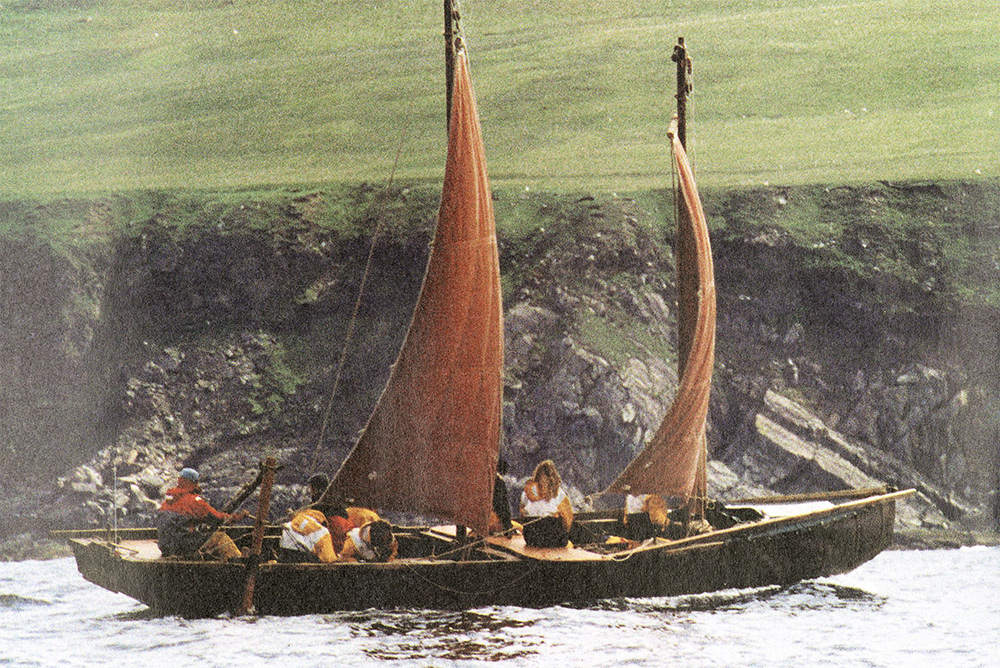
xmin=57 ymin=32 xmax=911 ymax=616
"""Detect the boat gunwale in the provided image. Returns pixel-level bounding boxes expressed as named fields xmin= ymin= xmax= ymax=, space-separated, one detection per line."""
xmin=623 ymin=487 xmax=914 ymax=555
xmin=64 ymin=488 xmax=912 ymax=566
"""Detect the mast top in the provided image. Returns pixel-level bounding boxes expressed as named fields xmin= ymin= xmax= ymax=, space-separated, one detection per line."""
xmin=671 ymin=37 xmax=692 ymax=150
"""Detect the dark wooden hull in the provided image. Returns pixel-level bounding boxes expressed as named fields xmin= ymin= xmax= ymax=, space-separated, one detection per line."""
xmin=62 ymin=489 xmax=907 ymax=617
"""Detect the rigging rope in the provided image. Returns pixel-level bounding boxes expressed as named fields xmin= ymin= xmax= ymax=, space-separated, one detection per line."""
xmin=307 ymin=119 xmax=412 ymax=477
xmin=400 ymin=554 xmax=543 ymax=597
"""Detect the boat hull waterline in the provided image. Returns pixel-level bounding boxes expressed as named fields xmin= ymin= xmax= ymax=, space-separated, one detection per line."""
xmin=63 ymin=490 xmax=906 ymax=617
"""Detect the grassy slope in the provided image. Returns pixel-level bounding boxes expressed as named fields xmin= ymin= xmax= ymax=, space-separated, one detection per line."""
xmin=1 ymin=0 xmax=997 ymax=197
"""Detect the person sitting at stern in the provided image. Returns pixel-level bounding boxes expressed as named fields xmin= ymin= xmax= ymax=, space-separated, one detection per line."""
xmin=157 ymin=468 xmax=245 ymax=560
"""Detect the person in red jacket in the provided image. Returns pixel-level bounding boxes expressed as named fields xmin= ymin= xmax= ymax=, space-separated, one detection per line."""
xmin=157 ymin=468 xmax=245 ymax=559
xmin=315 ymin=503 xmax=355 ymax=553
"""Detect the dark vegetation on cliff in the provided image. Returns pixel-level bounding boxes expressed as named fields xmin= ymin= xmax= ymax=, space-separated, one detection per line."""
xmin=1 ymin=180 xmax=999 ymax=553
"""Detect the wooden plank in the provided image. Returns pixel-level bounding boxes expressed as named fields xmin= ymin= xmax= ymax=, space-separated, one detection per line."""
xmin=484 ymin=533 xmax=608 ymax=561
xmin=728 ymin=485 xmax=892 ymax=505
xmin=120 ymin=539 xmax=161 ymax=560
xmin=429 ymin=524 xmax=607 ymax=561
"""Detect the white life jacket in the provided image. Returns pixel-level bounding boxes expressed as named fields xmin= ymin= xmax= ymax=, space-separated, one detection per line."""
xmin=625 ymin=494 xmax=648 ymax=515
xmin=279 ymin=510 xmax=331 ymax=556
xmin=520 ymin=485 xmax=568 ymax=518
xmin=345 ymin=526 xmax=380 ymax=562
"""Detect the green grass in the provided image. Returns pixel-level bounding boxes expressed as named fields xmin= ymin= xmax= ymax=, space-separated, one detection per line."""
xmin=1 ymin=0 xmax=997 ymax=197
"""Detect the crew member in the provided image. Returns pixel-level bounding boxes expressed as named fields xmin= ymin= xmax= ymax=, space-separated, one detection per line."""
xmin=157 ymin=468 xmax=244 ymax=559
xmin=320 ymin=501 xmax=355 ymax=552
xmin=339 ymin=520 xmax=398 ymax=562
xmin=489 ymin=457 xmax=514 ymax=534
xmin=519 ymin=459 xmax=574 ymax=548
xmin=623 ymin=491 xmax=670 ymax=540
xmin=306 ymin=473 xmax=329 ymax=505
xmin=277 ymin=507 xmax=337 ymax=563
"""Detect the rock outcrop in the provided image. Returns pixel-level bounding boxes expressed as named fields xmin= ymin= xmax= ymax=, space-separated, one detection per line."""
xmin=1 ymin=182 xmax=998 ymax=552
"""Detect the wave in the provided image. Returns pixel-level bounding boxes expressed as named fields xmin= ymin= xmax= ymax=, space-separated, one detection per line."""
xmin=0 ymin=592 xmax=52 ymax=609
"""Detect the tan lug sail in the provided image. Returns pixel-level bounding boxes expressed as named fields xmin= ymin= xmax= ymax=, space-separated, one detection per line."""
xmin=322 ymin=49 xmax=503 ymax=536
xmin=605 ymin=125 xmax=715 ymax=503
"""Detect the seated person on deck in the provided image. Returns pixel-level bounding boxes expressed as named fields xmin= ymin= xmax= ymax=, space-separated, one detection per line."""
xmin=300 ymin=476 xmax=356 ymax=552
xmin=623 ymin=492 xmax=670 ymax=541
xmin=488 ymin=457 xmax=514 ymax=535
xmin=277 ymin=507 xmax=337 ymax=563
xmin=519 ymin=459 xmax=574 ymax=548
xmin=321 ymin=503 xmax=356 ymax=553
xmin=156 ymin=468 xmax=245 ymax=560
xmin=306 ymin=473 xmax=330 ymax=505
xmin=339 ymin=520 xmax=398 ymax=563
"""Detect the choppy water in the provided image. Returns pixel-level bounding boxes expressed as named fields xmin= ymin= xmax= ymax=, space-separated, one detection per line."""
xmin=2 ymin=547 xmax=998 ymax=667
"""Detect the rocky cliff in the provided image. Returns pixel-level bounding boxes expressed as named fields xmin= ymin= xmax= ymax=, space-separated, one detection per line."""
xmin=1 ymin=181 xmax=998 ymax=554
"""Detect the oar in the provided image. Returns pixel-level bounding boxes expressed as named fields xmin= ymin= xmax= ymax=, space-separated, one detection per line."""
xmin=193 ymin=461 xmax=277 ymax=554
xmin=221 ymin=466 xmax=267 ymax=514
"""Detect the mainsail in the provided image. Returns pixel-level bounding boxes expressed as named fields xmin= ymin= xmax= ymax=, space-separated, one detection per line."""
xmin=322 ymin=50 xmax=503 ymax=535
xmin=605 ymin=125 xmax=715 ymax=502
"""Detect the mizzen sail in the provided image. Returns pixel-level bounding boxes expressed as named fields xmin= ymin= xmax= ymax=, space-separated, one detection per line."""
xmin=605 ymin=124 xmax=715 ymax=501
xmin=323 ymin=50 xmax=502 ymax=535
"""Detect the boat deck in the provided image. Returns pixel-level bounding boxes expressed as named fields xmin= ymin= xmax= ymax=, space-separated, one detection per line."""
xmin=70 ymin=537 xmax=163 ymax=561
xmin=429 ymin=525 xmax=610 ymax=561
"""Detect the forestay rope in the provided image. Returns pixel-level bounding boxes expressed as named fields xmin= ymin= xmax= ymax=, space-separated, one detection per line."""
xmin=307 ymin=120 xmax=412 ymax=477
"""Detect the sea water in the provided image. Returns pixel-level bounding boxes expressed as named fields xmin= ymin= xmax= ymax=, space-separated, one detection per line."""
xmin=1 ymin=547 xmax=998 ymax=667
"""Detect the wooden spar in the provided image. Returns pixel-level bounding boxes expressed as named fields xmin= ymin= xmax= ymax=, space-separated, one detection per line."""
xmin=727 ymin=485 xmax=896 ymax=506
xmin=444 ymin=0 xmax=455 ymax=127
xmin=671 ymin=37 xmax=691 ymax=150
xmin=671 ymin=37 xmax=706 ymax=517
xmin=193 ymin=462 xmax=272 ymax=554
xmin=239 ymin=456 xmax=277 ymax=616
xmin=221 ymin=464 xmax=266 ymax=514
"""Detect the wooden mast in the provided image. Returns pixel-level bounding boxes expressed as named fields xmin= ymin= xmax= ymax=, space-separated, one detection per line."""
xmin=445 ymin=0 xmax=468 ymax=546
xmin=444 ymin=0 xmax=454 ymax=126
xmin=444 ymin=0 xmax=459 ymax=543
xmin=444 ymin=0 xmax=462 ymax=127
xmin=671 ymin=37 xmax=707 ymax=518
xmin=671 ymin=37 xmax=695 ymax=372
xmin=672 ymin=37 xmax=690 ymax=151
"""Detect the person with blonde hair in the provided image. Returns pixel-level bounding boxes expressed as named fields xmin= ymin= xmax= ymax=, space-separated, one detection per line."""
xmin=519 ymin=459 xmax=574 ymax=548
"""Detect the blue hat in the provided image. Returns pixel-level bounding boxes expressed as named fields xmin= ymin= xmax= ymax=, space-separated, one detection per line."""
xmin=179 ymin=468 xmax=199 ymax=483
